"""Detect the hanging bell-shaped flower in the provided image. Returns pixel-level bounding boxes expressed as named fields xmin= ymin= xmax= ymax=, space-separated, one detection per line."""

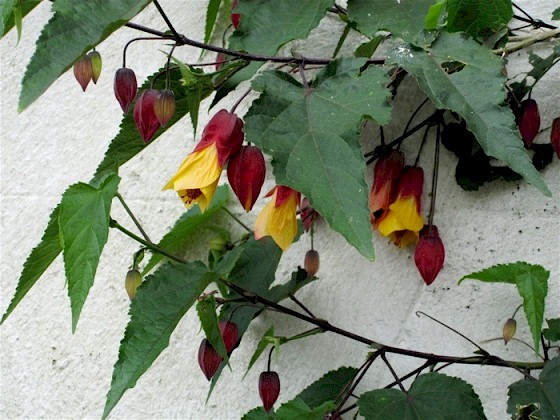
xmin=414 ymin=225 xmax=445 ymax=285
xmin=227 ymin=145 xmax=266 ymax=212
xmin=154 ymin=89 xmax=176 ymax=127
xmin=517 ymin=99 xmax=540 ymax=147
xmin=114 ymin=67 xmax=138 ymax=114
xmin=259 ymin=371 xmax=280 ymax=412
xmin=133 ymin=89 xmax=161 ymax=143
xmin=73 ymin=55 xmax=93 ymax=91
xmin=88 ymin=50 xmax=102 ymax=84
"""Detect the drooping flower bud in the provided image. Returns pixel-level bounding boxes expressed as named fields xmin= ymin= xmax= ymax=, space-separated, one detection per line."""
xmin=517 ymin=99 xmax=540 ymax=147
xmin=114 ymin=67 xmax=138 ymax=114
xmin=134 ymin=89 xmax=161 ymax=143
xmin=73 ymin=55 xmax=93 ymax=91
xmin=502 ymin=318 xmax=517 ymax=345
xmin=259 ymin=371 xmax=280 ymax=412
xmin=414 ymin=225 xmax=445 ymax=285
xmin=88 ymin=50 xmax=102 ymax=84
xmin=154 ymin=89 xmax=176 ymax=127
xmin=551 ymin=117 xmax=560 ymax=159
xmin=218 ymin=320 xmax=239 ymax=354
xmin=300 ymin=198 xmax=319 ymax=232
xmin=125 ymin=269 xmax=142 ymax=300
xmin=304 ymin=249 xmax=320 ymax=277
xmin=198 ymin=339 xmax=223 ymax=380
xmin=231 ymin=0 xmax=241 ymax=29
xmin=215 ymin=52 xmax=226 ymax=71
xmin=369 ymin=150 xmax=404 ymax=226
xmin=227 ymin=145 xmax=266 ymax=212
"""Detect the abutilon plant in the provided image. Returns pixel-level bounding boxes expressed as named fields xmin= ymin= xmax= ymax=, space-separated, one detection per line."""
xmin=133 ymin=89 xmax=160 ymax=143
xmin=114 ymin=67 xmax=138 ymax=113
xmin=258 ymin=371 xmax=280 ymax=412
xmin=227 ymin=145 xmax=266 ymax=212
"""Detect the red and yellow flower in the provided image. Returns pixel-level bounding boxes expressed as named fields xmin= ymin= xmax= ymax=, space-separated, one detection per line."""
xmin=254 ymin=186 xmax=300 ymax=251
xmin=163 ymin=109 xmax=244 ymax=211
xmin=369 ymin=150 xmax=404 ymax=226
xmin=377 ymin=166 xmax=424 ymax=247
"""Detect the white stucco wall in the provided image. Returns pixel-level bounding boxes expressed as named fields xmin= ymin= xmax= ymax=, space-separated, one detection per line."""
xmin=1 ymin=1 xmax=558 ymax=419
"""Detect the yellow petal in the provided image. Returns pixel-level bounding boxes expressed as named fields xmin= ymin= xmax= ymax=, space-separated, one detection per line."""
xmin=378 ymin=196 xmax=423 ymax=236
xmin=254 ymin=189 xmax=298 ymax=251
xmin=176 ymin=178 xmax=219 ymax=212
xmin=163 ymin=143 xmax=221 ymax=191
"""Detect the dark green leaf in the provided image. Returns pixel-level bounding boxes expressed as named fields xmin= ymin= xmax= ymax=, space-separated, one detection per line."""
xmin=1 ymin=0 xmax=41 ymax=39
xmin=245 ymin=58 xmax=392 ymax=259
xmin=348 ymin=0 xmax=436 ymax=44
xmin=543 ymin=318 xmax=560 ymax=342
xmin=446 ymin=0 xmax=512 ymax=39
xmin=1 ymin=203 xmax=61 ymax=324
xmin=389 ymin=32 xmax=550 ymax=195
xmin=460 ymin=262 xmax=549 ymax=353
xmin=276 ymin=399 xmax=335 ymax=420
xmin=103 ymin=262 xmax=214 ymax=419
xmin=142 ymin=185 xmax=229 ymax=274
xmin=93 ymin=66 xmax=214 ymax=182
xmin=266 ymin=267 xmax=316 ymax=302
xmin=197 ymin=296 xmax=229 ymax=361
xmin=242 ymin=407 xmax=276 ymax=420
xmin=19 ymin=0 xmax=152 ymax=111
xmin=59 ymin=174 xmax=120 ymax=332
xmin=507 ymin=356 xmax=560 ymax=419
xmin=295 ymin=366 xmax=358 ymax=408
xmin=354 ymin=35 xmax=384 ymax=58
xmin=204 ymin=0 xmax=222 ymax=44
xmin=357 ymin=372 xmax=486 ymax=419
xmin=244 ymin=326 xmax=274 ymax=378
xmin=553 ymin=8 xmax=560 ymax=20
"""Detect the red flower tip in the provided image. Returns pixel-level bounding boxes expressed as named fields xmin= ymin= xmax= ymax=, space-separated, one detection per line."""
xmin=414 ymin=225 xmax=445 ymax=285
xmin=551 ymin=117 xmax=560 ymax=159
xmin=134 ymin=89 xmax=161 ymax=143
xmin=259 ymin=371 xmax=280 ymax=412
xmin=154 ymin=89 xmax=176 ymax=127
xmin=231 ymin=0 xmax=241 ymax=29
xmin=114 ymin=67 xmax=138 ymax=114
xmin=227 ymin=145 xmax=266 ymax=212
xmin=218 ymin=320 xmax=239 ymax=354
xmin=300 ymin=197 xmax=319 ymax=232
xmin=518 ymin=99 xmax=540 ymax=147
xmin=194 ymin=109 xmax=244 ymax=166
xmin=73 ymin=55 xmax=93 ymax=91
xmin=198 ymin=339 xmax=223 ymax=381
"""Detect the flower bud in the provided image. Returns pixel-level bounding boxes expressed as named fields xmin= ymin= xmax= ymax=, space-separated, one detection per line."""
xmin=114 ymin=67 xmax=138 ymax=114
xmin=300 ymin=198 xmax=319 ymax=232
xmin=414 ymin=225 xmax=445 ymax=285
xmin=125 ymin=269 xmax=142 ymax=300
xmin=218 ymin=320 xmax=239 ymax=354
xmin=154 ymin=89 xmax=176 ymax=127
xmin=134 ymin=89 xmax=161 ymax=143
xmin=209 ymin=236 xmax=228 ymax=253
xmin=227 ymin=145 xmax=266 ymax=212
xmin=502 ymin=318 xmax=517 ymax=345
xmin=198 ymin=339 xmax=223 ymax=380
xmin=88 ymin=50 xmax=102 ymax=84
xmin=215 ymin=52 xmax=226 ymax=71
xmin=73 ymin=55 xmax=93 ymax=91
xmin=259 ymin=371 xmax=280 ymax=412
xmin=517 ymin=99 xmax=540 ymax=147
xmin=304 ymin=249 xmax=320 ymax=277
xmin=551 ymin=117 xmax=560 ymax=159
xmin=231 ymin=0 xmax=241 ymax=29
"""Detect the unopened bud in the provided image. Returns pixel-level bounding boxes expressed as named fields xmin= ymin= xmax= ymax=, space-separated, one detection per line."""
xmin=414 ymin=225 xmax=445 ymax=285
xmin=227 ymin=145 xmax=266 ymax=212
xmin=125 ymin=269 xmax=142 ymax=300
xmin=502 ymin=318 xmax=517 ymax=345
xmin=517 ymin=99 xmax=540 ymax=147
xmin=231 ymin=0 xmax=241 ymax=29
xmin=114 ymin=67 xmax=138 ymax=114
xmin=88 ymin=50 xmax=102 ymax=84
xmin=73 ymin=55 xmax=93 ymax=91
xmin=259 ymin=371 xmax=280 ymax=412
xmin=209 ymin=236 xmax=228 ymax=253
xmin=551 ymin=117 xmax=560 ymax=159
xmin=154 ymin=89 xmax=176 ymax=126
xmin=134 ymin=89 xmax=161 ymax=143
xmin=304 ymin=249 xmax=320 ymax=277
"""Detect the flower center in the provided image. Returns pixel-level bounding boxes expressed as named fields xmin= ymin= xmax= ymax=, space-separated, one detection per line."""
xmin=180 ymin=189 xmax=202 ymax=204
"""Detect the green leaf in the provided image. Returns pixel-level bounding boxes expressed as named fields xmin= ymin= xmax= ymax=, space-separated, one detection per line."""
xmin=347 ymin=0 xmax=436 ymax=44
xmin=58 ymin=175 xmax=120 ymax=332
xmin=507 ymin=356 xmax=560 ymax=419
xmin=553 ymin=8 xmax=560 ymax=20
xmin=266 ymin=267 xmax=316 ymax=302
xmin=276 ymin=399 xmax=335 ymax=420
xmin=18 ymin=0 xmax=152 ymax=111
xmin=103 ymin=262 xmax=214 ymax=419
xmin=245 ymin=58 xmax=392 ymax=259
xmin=446 ymin=0 xmax=512 ymax=39
xmin=13 ymin=3 xmax=22 ymax=42
xmin=93 ymin=66 xmax=214 ymax=183
xmin=460 ymin=262 xmax=549 ymax=352
xmin=425 ymin=0 xmax=445 ymax=30
xmin=244 ymin=326 xmax=274 ymax=378
xmin=357 ymin=372 xmax=486 ymax=419
xmin=196 ymin=296 xmax=229 ymax=361
xmin=354 ymin=35 xmax=384 ymax=58
xmin=295 ymin=366 xmax=358 ymax=408
xmin=543 ymin=318 xmax=560 ymax=342
xmin=389 ymin=32 xmax=550 ymax=195
xmin=204 ymin=0 xmax=222 ymax=44
xmin=142 ymin=185 xmax=229 ymax=274
xmin=1 ymin=0 xmax=41 ymax=39
xmin=241 ymin=407 xmax=276 ymax=420
xmin=1 ymin=203 xmax=61 ymax=324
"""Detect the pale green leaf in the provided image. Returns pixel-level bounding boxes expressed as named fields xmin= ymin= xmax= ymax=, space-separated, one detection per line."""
xmin=103 ymin=262 xmax=214 ymax=419
xmin=357 ymin=372 xmax=486 ymax=419
xmin=1 ymin=0 xmax=41 ymax=39
xmin=1 ymin=203 xmax=61 ymax=324
xmin=389 ymin=32 xmax=550 ymax=195
xmin=59 ymin=175 xmax=120 ymax=332
xmin=245 ymin=58 xmax=392 ymax=259
xmin=425 ymin=0 xmax=445 ymax=30
xmin=19 ymin=0 xmax=152 ymax=111
xmin=507 ymin=356 xmax=560 ymax=419
xmin=447 ymin=0 xmax=512 ymax=38
xmin=460 ymin=262 xmax=549 ymax=352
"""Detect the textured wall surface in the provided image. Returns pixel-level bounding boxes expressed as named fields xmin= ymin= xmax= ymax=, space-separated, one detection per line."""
xmin=1 ymin=1 xmax=558 ymax=419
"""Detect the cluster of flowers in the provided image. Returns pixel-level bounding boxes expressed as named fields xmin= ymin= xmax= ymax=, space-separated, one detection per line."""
xmin=369 ymin=150 xmax=445 ymax=285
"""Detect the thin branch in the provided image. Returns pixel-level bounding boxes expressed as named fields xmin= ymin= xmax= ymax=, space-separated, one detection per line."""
xmin=152 ymin=0 xmax=182 ymax=42
xmin=115 ymin=192 xmax=152 ymax=243
xmin=221 ymin=207 xmax=252 ymax=233
xmin=289 ymin=294 xmax=317 ymax=319
xmin=381 ymin=352 xmax=406 ymax=392
xmin=495 ymin=28 xmax=560 ymax=54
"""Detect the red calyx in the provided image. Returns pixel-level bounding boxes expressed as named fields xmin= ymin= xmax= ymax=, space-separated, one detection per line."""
xmin=218 ymin=320 xmax=239 ymax=354
xmin=133 ymin=89 xmax=161 ymax=143
xmin=259 ymin=371 xmax=280 ymax=412
xmin=154 ymin=89 xmax=176 ymax=127
xmin=198 ymin=339 xmax=223 ymax=381
xmin=300 ymin=197 xmax=319 ymax=232
xmin=114 ymin=68 xmax=138 ymax=114
xmin=227 ymin=145 xmax=266 ymax=212
xmin=414 ymin=225 xmax=445 ymax=285
xmin=551 ymin=117 xmax=560 ymax=159
xmin=231 ymin=0 xmax=241 ymax=29
xmin=517 ymin=99 xmax=541 ymax=147
xmin=73 ymin=55 xmax=93 ymax=92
